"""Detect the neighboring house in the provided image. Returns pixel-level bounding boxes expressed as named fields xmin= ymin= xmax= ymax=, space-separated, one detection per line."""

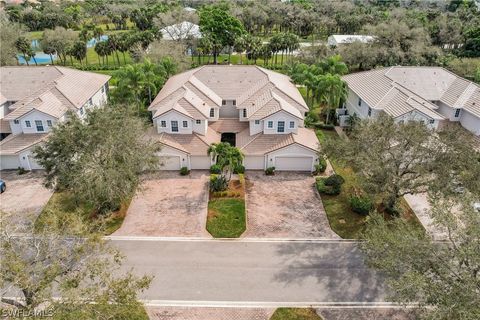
xmin=327 ymin=35 xmax=374 ymax=47
xmin=0 ymin=66 xmax=110 ymax=170
xmin=160 ymin=21 xmax=202 ymax=41
xmin=340 ymin=66 xmax=480 ymax=136
xmin=148 ymin=65 xmax=320 ymax=171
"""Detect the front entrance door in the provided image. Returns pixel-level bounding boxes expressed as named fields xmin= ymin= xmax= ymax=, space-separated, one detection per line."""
xmin=221 ymin=132 xmax=236 ymax=146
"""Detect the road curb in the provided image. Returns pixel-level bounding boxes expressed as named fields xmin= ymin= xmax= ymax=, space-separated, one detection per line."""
xmin=105 ymin=236 xmax=361 ymax=243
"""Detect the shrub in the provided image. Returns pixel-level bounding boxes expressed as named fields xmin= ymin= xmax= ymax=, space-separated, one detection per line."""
xmin=210 ymin=164 xmax=221 ymax=174
xmin=180 ymin=166 xmax=190 ymax=175
xmin=314 ymin=158 xmax=327 ymax=174
xmin=265 ymin=166 xmax=275 ymax=175
xmin=17 ymin=167 xmax=27 ymax=175
xmin=234 ymin=164 xmax=245 ymax=174
xmin=349 ymin=196 xmax=373 ymax=215
xmin=210 ymin=174 xmax=228 ymax=192
xmin=324 ymin=174 xmax=345 ymax=187
xmin=316 ymin=177 xmax=341 ymax=195
xmin=313 ymin=122 xmax=335 ymax=130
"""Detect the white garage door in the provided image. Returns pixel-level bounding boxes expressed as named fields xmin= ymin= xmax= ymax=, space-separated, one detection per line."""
xmin=243 ymin=156 xmax=265 ymax=170
xmin=190 ymin=156 xmax=211 ymax=169
xmin=158 ymin=155 xmax=181 ymax=170
xmin=0 ymin=155 xmax=21 ymax=170
xmin=275 ymin=156 xmax=313 ymax=171
xmin=27 ymin=154 xmax=43 ymax=170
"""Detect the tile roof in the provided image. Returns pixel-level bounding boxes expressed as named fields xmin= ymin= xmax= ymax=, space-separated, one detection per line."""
xmin=149 ymin=65 xmax=308 ymax=121
xmin=208 ymin=119 xmax=249 ymax=133
xmin=0 ymin=119 xmax=11 ymax=134
xmin=343 ymin=66 xmax=479 ymax=119
xmin=0 ymin=66 xmax=110 ymax=120
xmin=0 ymin=133 xmax=49 ymax=155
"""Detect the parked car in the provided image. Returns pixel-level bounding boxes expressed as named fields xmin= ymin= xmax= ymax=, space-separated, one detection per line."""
xmin=0 ymin=179 xmax=6 ymax=193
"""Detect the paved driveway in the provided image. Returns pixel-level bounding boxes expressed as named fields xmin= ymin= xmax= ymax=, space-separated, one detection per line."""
xmin=0 ymin=171 xmax=52 ymax=216
xmin=113 ymin=171 xmax=210 ymax=237
xmin=243 ymin=171 xmax=339 ymax=239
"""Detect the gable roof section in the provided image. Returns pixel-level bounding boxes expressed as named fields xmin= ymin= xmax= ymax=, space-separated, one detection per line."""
xmin=5 ymin=88 xmax=69 ymax=120
xmin=149 ymin=65 xmax=307 ymax=121
xmin=0 ymin=133 xmax=49 ymax=155
xmin=342 ymin=66 xmax=479 ymax=120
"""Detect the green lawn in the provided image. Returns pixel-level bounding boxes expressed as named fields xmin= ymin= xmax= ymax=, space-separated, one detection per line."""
xmin=36 ymin=192 xmax=129 ymax=236
xmin=207 ymin=198 xmax=246 ymax=238
xmin=270 ymin=308 xmax=323 ymax=320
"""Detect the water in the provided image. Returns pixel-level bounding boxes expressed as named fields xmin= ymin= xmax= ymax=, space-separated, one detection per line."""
xmin=28 ymin=35 xmax=108 ymax=50
xmin=17 ymin=53 xmax=57 ymax=65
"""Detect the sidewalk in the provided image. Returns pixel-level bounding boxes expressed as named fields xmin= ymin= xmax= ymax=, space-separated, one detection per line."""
xmin=403 ymin=193 xmax=447 ymax=240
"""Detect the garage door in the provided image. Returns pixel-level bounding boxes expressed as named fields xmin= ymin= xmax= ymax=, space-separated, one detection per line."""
xmin=158 ymin=155 xmax=181 ymax=170
xmin=190 ymin=156 xmax=211 ymax=169
xmin=0 ymin=155 xmax=20 ymax=170
xmin=27 ymin=154 xmax=43 ymax=170
xmin=243 ymin=156 xmax=264 ymax=170
xmin=275 ymin=156 xmax=313 ymax=171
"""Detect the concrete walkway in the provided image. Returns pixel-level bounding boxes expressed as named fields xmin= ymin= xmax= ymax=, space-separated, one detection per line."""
xmin=403 ymin=193 xmax=447 ymax=240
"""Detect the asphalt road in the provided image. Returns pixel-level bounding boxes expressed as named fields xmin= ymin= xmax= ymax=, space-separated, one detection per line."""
xmin=111 ymin=239 xmax=388 ymax=305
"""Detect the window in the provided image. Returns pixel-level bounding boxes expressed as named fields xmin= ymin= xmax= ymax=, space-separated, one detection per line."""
xmin=267 ymin=121 xmax=273 ymax=128
xmin=14 ymin=120 xmax=19 ymax=124
xmin=277 ymin=121 xmax=285 ymax=133
xmin=358 ymin=98 xmax=362 ymax=106
xmin=368 ymin=107 xmax=372 ymax=117
xmin=243 ymin=109 xmax=247 ymax=117
xmin=255 ymin=120 xmax=260 ymax=125
xmin=160 ymin=120 xmax=167 ymax=127
xmin=35 ymin=120 xmax=44 ymax=132
xmin=210 ymin=108 xmax=215 ymax=117
xmin=25 ymin=120 xmax=31 ymax=128
xmin=232 ymin=100 xmax=236 ymax=106
xmin=171 ymin=121 xmax=178 ymax=132
xmin=183 ymin=120 xmax=188 ymax=128
xmin=80 ymin=107 xmax=84 ymax=115
xmin=429 ymin=119 xmax=435 ymax=124
xmin=222 ymin=100 xmax=226 ymax=106
xmin=454 ymin=108 xmax=461 ymax=117
xmin=88 ymin=98 xmax=93 ymax=105
xmin=46 ymin=120 xmax=52 ymax=127
xmin=196 ymin=119 xmax=201 ymax=125
xmin=289 ymin=121 xmax=295 ymax=128
xmin=101 ymin=86 xmax=105 ymax=93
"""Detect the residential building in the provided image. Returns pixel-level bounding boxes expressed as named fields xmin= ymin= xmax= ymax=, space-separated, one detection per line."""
xmin=0 ymin=66 xmax=110 ymax=170
xmin=340 ymin=66 xmax=480 ymax=135
xmin=148 ymin=65 xmax=320 ymax=171
xmin=327 ymin=35 xmax=374 ymax=47
xmin=160 ymin=21 xmax=202 ymax=41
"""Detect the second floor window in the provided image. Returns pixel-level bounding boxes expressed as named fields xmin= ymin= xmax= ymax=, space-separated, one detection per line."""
xmin=243 ymin=109 xmax=247 ymax=117
xmin=46 ymin=120 xmax=52 ymax=127
xmin=183 ymin=121 xmax=188 ymax=128
xmin=210 ymin=108 xmax=215 ymax=117
xmin=429 ymin=119 xmax=435 ymax=124
xmin=171 ymin=121 xmax=178 ymax=132
xmin=358 ymin=98 xmax=362 ymax=106
xmin=267 ymin=121 xmax=273 ymax=128
xmin=35 ymin=120 xmax=44 ymax=132
xmin=160 ymin=120 xmax=166 ymax=127
xmin=25 ymin=120 xmax=31 ymax=128
xmin=255 ymin=120 xmax=260 ymax=125
xmin=14 ymin=120 xmax=19 ymax=124
xmin=289 ymin=121 xmax=295 ymax=128
xmin=222 ymin=100 xmax=227 ymax=106
xmin=368 ymin=107 xmax=372 ymax=117
xmin=196 ymin=120 xmax=201 ymax=124
xmin=454 ymin=108 xmax=461 ymax=117
xmin=277 ymin=121 xmax=285 ymax=133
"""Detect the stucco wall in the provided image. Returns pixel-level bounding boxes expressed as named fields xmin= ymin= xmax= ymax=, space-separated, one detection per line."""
xmin=263 ymin=111 xmax=298 ymax=135
xmin=460 ymin=110 xmax=480 ymax=136
xmin=155 ymin=110 xmax=193 ymax=134
xmin=249 ymin=120 xmax=263 ymax=135
xmin=12 ymin=111 xmax=57 ymax=135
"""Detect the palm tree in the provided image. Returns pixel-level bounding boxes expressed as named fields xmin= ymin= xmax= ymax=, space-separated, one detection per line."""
xmin=207 ymin=143 xmax=244 ymax=182
xmin=79 ymin=28 xmax=90 ymax=65
xmin=15 ymin=37 xmax=35 ymax=66
xmin=317 ymin=55 xmax=348 ymax=76
xmin=315 ymin=74 xmax=347 ymax=125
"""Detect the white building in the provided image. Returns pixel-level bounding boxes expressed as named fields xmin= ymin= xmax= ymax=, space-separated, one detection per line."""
xmin=340 ymin=66 xmax=480 ymax=136
xmin=148 ymin=65 xmax=320 ymax=171
xmin=160 ymin=21 xmax=202 ymax=41
xmin=327 ymin=35 xmax=374 ymax=47
xmin=0 ymin=66 xmax=110 ymax=170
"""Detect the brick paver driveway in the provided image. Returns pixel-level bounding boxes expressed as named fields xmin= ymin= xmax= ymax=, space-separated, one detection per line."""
xmin=0 ymin=170 xmax=53 ymax=216
xmin=113 ymin=171 xmax=210 ymax=237
xmin=243 ymin=171 xmax=339 ymax=239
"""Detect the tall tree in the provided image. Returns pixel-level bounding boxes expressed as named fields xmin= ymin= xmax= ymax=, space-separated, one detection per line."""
xmin=0 ymin=11 xmax=25 ymax=66
xmin=41 ymin=27 xmax=77 ymax=66
xmin=0 ymin=213 xmax=151 ymax=316
xmin=33 ymin=105 xmax=159 ymax=214
xmin=15 ymin=36 xmax=35 ymax=66
xmin=325 ymin=115 xmax=438 ymax=214
xmin=199 ymin=3 xmax=246 ymax=64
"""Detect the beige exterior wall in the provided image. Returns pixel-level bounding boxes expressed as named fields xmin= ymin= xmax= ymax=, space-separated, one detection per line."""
xmin=155 ymin=110 xmax=193 ymax=134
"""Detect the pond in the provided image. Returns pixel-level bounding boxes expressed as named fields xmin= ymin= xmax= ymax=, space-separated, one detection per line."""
xmin=17 ymin=53 xmax=57 ymax=65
